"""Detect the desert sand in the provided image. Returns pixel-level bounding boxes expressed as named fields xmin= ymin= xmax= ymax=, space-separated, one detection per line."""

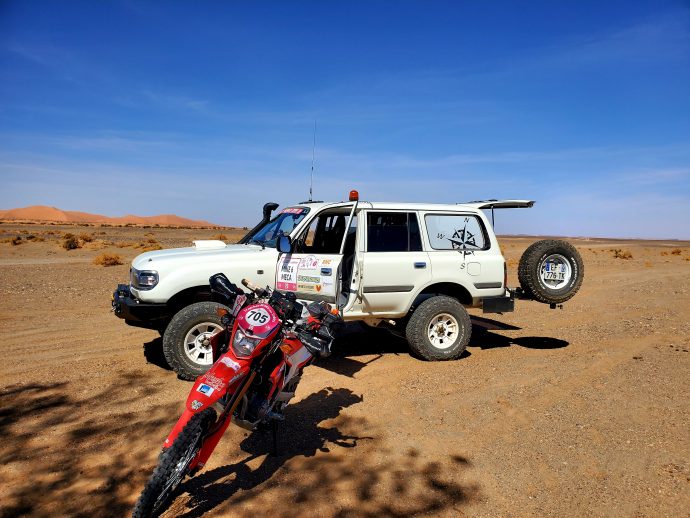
xmin=0 ymin=222 xmax=688 ymax=517
xmin=0 ymin=205 xmax=217 ymax=227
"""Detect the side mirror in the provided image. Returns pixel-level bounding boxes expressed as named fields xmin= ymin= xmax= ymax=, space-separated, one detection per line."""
xmin=277 ymin=235 xmax=292 ymax=254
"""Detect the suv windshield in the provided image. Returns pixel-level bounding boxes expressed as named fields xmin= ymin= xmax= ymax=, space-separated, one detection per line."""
xmin=246 ymin=207 xmax=310 ymax=248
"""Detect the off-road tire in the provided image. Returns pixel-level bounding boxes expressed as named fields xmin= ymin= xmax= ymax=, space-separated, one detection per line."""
xmin=405 ymin=296 xmax=471 ymax=361
xmin=163 ymin=302 xmax=228 ymax=381
xmin=518 ymin=239 xmax=584 ymax=304
xmin=132 ymin=408 xmax=216 ymax=518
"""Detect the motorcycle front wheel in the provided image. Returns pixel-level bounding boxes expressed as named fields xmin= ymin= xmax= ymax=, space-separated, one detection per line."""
xmin=133 ymin=408 xmax=217 ymax=518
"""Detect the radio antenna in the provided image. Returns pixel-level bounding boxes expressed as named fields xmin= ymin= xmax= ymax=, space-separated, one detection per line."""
xmin=309 ymin=120 xmax=316 ymax=201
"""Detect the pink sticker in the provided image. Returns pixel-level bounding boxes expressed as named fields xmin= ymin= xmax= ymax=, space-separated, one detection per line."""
xmin=280 ymin=207 xmax=304 ymax=215
xmin=237 ymin=303 xmax=279 ymax=336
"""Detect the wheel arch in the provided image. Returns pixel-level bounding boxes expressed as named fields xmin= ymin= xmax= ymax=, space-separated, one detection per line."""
xmin=167 ymin=285 xmax=214 ymax=316
xmin=408 ymin=281 xmax=474 ymax=312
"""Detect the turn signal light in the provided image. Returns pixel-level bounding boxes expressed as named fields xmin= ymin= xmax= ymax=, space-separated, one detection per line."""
xmin=349 ymin=190 xmax=359 ymax=201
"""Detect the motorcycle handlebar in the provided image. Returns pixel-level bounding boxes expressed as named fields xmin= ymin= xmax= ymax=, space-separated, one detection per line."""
xmin=242 ymin=278 xmax=269 ymax=297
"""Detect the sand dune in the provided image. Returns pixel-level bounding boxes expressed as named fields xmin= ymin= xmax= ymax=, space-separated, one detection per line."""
xmin=0 ymin=205 xmax=216 ymax=227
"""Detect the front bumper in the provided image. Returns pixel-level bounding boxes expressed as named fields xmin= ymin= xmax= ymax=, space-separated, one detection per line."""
xmin=112 ymin=284 xmax=169 ymax=328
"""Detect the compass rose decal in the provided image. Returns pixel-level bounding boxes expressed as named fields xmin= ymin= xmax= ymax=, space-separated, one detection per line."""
xmin=447 ymin=221 xmax=477 ymax=250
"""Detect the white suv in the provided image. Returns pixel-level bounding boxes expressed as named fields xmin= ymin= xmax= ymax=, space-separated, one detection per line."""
xmin=113 ymin=195 xmax=583 ymax=379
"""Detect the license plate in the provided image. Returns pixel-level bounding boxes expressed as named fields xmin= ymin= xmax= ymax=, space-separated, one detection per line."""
xmin=544 ymin=271 xmax=565 ymax=281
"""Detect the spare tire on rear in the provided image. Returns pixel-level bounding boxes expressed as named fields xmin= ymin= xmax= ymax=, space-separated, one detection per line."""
xmin=518 ymin=239 xmax=583 ymax=304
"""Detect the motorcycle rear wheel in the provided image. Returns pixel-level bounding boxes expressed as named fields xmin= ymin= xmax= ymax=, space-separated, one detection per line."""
xmin=132 ymin=408 xmax=216 ymax=518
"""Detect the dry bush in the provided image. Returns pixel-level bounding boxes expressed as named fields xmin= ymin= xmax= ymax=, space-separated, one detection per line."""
xmin=78 ymin=232 xmax=93 ymax=243
xmin=661 ymin=251 xmax=669 ymax=256
xmin=611 ymin=249 xmax=633 ymax=260
xmin=93 ymin=253 xmax=123 ymax=267
xmin=115 ymin=241 xmax=137 ymax=248
xmin=212 ymin=233 xmax=228 ymax=240
xmin=644 ymin=261 xmax=653 ymax=268
xmin=83 ymin=239 xmax=111 ymax=250
xmin=139 ymin=243 xmax=162 ymax=252
xmin=62 ymin=233 xmax=81 ymax=250
xmin=670 ymin=248 xmax=682 ymax=255
xmin=3 ymin=236 xmax=23 ymax=245
xmin=145 ymin=237 xmax=159 ymax=244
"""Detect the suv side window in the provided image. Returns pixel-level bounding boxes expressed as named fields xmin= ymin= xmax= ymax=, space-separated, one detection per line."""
xmin=425 ymin=214 xmax=488 ymax=250
xmin=295 ymin=212 xmax=349 ymax=254
xmin=367 ymin=212 xmax=422 ymax=252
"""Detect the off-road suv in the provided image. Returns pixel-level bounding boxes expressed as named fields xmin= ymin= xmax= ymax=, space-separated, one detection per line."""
xmin=113 ymin=194 xmax=583 ymax=379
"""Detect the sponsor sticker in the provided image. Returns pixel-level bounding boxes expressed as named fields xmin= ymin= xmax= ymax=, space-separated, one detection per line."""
xmin=297 ymin=275 xmax=320 ymax=283
xmin=191 ymin=400 xmax=203 ymax=410
xmin=281 ymin=207 xmax=305 ymax=215
xmin=197 ymin=384 xmax=214 ymax=396
xmin=220 ymin=357 xmax=241 ymax=371
xmin=201 ymin=373 xmax=225 ymax=391
xmin=277 ymin=257 xmax=299 ymax=291
xmin=299 ymin=255 xmax=319 ymax=270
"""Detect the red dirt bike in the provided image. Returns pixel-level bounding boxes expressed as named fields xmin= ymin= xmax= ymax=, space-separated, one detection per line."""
xmin=133 ymin=274 xmax=342 ymax=518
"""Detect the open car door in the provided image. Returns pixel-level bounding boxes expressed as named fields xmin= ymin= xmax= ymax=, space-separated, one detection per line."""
xmin=276 ymin=253 xmax=343 ymax=304
xmin=275 ymin=203 xmax=359 ymax=307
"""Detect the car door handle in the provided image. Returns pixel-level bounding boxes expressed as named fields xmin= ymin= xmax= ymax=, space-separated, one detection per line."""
xmin=414 ymin=262 xmax=426 ymax=269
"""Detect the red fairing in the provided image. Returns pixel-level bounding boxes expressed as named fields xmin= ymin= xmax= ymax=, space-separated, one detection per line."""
xmin=163 ymin=321 xmax=250 ymax=448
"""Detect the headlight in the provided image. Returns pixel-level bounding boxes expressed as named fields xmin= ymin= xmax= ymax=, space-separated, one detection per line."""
xmin=130 ymin=268 xmax=159 ymax=290
xmin=232 ymin=328 xmax=261 ymax=357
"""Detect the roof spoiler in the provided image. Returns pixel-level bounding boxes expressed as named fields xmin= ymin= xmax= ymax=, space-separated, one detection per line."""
xmin=459 ymin=199 xmax=535 ymax=229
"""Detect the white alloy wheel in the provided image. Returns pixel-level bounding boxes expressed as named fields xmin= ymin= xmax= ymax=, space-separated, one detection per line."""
xmin=427 ymin=313 xmax=459 ymax=349
xmin=183 ymin=322 xmax=222 ymax=365
xmin=539 ymin=253 xmax=573 ymax=290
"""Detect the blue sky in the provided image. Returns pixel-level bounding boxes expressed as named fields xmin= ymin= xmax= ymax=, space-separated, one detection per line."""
xmin=1 ymin=1 xmax=689 ymax=238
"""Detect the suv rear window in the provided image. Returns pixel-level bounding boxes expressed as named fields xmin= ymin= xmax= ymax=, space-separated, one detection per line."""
xmin=367 ymin=212 xmax=422 ymax=252
xmin=425 ymin=214 xmax=487 ymax=250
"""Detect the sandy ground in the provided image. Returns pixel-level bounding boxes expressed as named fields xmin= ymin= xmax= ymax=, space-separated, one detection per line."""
xmin=0 ymin=223 xmax=688 ymax=518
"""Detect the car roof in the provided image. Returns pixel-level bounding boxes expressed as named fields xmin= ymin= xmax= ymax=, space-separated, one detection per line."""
xmin=290 ymin=200 xmax=534 ymax=212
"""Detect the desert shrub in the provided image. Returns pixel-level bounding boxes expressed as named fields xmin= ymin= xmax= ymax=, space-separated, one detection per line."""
xmin=146 ymin=237 xmax=159 ymax=244
xmin=115 ymin=241 xmax=136 ymax=248
xmin=78 ymin=232 xmax=93 ymax=243
xmin=242 ymin=226 xmax=248 ymax=230
xmin=213 ymin=233 xmax=228 ymax=240
xmin=93 ymin=253 xmax=123 ymax=267
xmin=62 ymin=233 xmax=81 ymax=250
xmin=9 ymin=236 xmax=23 ymax=245
xmin=611 ymin=249 xmax=632 ymax=260
xmin=140 ymin=244 xmax=163 ymax=252
xmin=670 ymin=248 xmax=682 ymax=255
